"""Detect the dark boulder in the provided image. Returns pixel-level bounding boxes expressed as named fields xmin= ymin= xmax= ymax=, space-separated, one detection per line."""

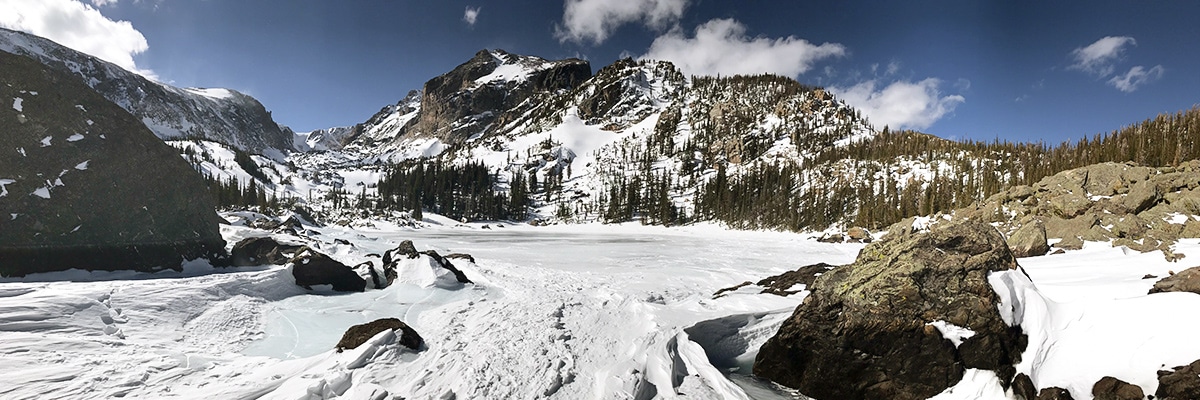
xmin=1091 ymin=376 xmax=1143 ymax=400
xmin=756 ymin=263 xmax=836 ymax=296
xmin=383 ymin=240 xmax=419 ymax=264
xmin=357 ymin=261 xmax=385 ymax=289
xmin=335 ymin=318 xmax=423 ymax=351
xmin=816 ymin=232 xmax=844 ymax=243
xmin=422 ymin=250 xmax=472 ymax=284
xmin=230 ymin=236 xmax=301 ymax=266
xmin=0 ymin=50 xmax=225 ymax=276
xmin=846 ymin=227 xmax=872 ymax=243
xmin=1149 ymin=266 xmax=1200 ymax=295
xmin=1008 ymin=220 xmax=1050 ymax=258
xmin=1012 ymin=373 xmax=1036 ymax=400
xmin=289 ymin=247 xmax=365 ymax=292
xmin=445 ymin=253 xmax=476 ymax=264
xmin=1036 ymin=387 xmax=1075 ymax=400
xmin=1157 ymin=359 xmax=1200 ymax=400
xmin=753 ymin=221 xmax=1026 ymax=400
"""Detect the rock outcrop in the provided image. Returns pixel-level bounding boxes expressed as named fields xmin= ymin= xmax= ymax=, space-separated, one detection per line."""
xmin=1156 ymin=359 xmax=1200 ymax=400
xmin=953 ymin=161 xmax=1200 ymax=259
xmin=1149 ymin=266 xmax=1200 ymax=294
xmin=713 ymin=263 xmax=836 ymax=298
xmin=230 ymin=237 xmax=302 ymax=266
xmin=1036 ymin=387 xmax=1075 ymax=400
xmin=0 ymin=50 xmax=226 ymax=276
xmin=289 ymin=247 xmax=366 ymax=292
xmin=753 ymin=220 xmax=1026 ymax=400
xmin=336 ymin=318 xmax=423 ymax=351
xmin=1091 ymin=376 xmax=1144 ymax=400
xmin=1008 ymin=220 xmax=1050 ymax=258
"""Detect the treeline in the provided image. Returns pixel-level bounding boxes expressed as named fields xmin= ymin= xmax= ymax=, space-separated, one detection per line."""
xmin=696 ymin=106 xmax=1200 ymax=231
xmin=376 ymin=160 xmax=529 ymax=221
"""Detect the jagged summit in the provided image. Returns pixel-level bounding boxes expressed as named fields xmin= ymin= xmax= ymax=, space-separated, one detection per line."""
xmin=0 ymin=27 xmax=292 ymax=156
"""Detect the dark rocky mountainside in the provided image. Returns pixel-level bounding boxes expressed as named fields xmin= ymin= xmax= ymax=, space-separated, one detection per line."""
xmin=0 ymin=28 xmax=292 ymax=155
xmin=754 ymin=220 xmax=1026 ymax=400
xmin=0 ymin=50 xmax=225 ymax=276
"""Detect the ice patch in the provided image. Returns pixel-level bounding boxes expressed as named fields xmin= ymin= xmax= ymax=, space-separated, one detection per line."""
xmin=75 ymin=160 xmax=90 ymax=170
xmin=926 ymin=320 xmax=975 ymax=347
xmin=31 ymin=187 xmax=50 ymax=199
xmin=75 ymin=104 xmax=87 ymax=112
xmin=40 ymin=136 xmax=51 ymax=147
xmin=12 ymin=97 xmax=22 ymax=112
xmin=86 ymin=119 xmax=94 ymax=126
xmin=10 ymin=213 xmax=17 ymax=220
xmin=17 ymin=147 xmax=25 ymax=157
xmin=66 ymin=134 xmax=84 ymax=142
xmin=0 ymin=178 xmax=13 ymax=197
xmin=184 ymin=87 xmax=235 ymax=100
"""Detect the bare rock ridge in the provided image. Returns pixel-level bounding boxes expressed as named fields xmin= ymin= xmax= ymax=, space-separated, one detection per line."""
xmin=753 ymin=220 xmax=1026 ymax=400
xmin=0 ymin=50 xmax=225 ymax=276
xmin=0 ymin=27 xmax=292 ymax=155
xmin=404 ymin=49 xmax=591 ymax=145
xmin=952 ymin=161 xmax=1200 ymax=260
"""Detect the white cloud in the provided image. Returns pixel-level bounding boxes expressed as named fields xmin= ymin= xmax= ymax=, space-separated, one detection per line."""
xmin=463 ymin=6 xmax=480 ymax=27
xmin=90 ymin=0 xmax=117 ymax=6
xmin=0 ymin=0 xmax=153 ymax=78
xmin=1068 ymin=36 xmax=1135 ymax=77
xmin=832 ymin=78 xmax=965 ymax=131
xmin=1107 ymin=65 xmax=1164 ymax=93
xmin=556 ymin=0 xmax=687 ymax=45
xmin=639 ymin=18 xmax=846 ymax=78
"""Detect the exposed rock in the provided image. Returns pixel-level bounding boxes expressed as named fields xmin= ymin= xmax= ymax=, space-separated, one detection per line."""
xmin=816 ymin=232 xmax=844 ymax=243
xmin=846 ymin=227 xmax=872 ymax=243
xmin=335 ymin=318 xmax=423 ymax=351
xmin=1012 ymin=373 xmax=1036 ymax=400
xmin=1091 ymin=376 xmax=1143 ymax=400
xmin=384 ymin=240 xmax=420 ymax=263
xmin=1122 ymin=181 xmax=1161 ymax=214
xmin=0 ymin=50 xmax=226 ymax=276
xmin=756 ymin=263 xmax=836 ymax=296
xmin=711 ymin=281 xmax=753 ymax=298
xmin=422 ymin=250 xmax=472 ymax=284
xmin=753 ymin=221 xmax=1025 ymax=400
xmin=1149 ymin=266 xmax=1200 ymax=294
xmin=358 ymin=261 xmax=385 ymax=289
xmin=1052 ymin=236 xmax=1084 ymax=251
xmin=230 ymin=237 xmax=302 ymax=266
xmin=1143 ymin=274 xmax=1158 ymax=279
xmin=289 ymin=247 xmax=366 ymax=292
xmin=1036 ymin=387 xmax=1075 ymax=400
xmin=1008 ymin=220 xmax=1050 ymax=258
xmin=1156 ymin=359 xmax=1200 ymax=400
xmin=445 ymin=253 xmax=476 ymax=263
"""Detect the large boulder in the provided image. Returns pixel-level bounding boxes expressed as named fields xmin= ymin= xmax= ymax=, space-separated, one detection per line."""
xmin=0 ymin=50 xmax=225 ymax=277
xmin=753 ymin=220 xmax=1026 ymax=400
xmin=289 ymin=247 xmax=366 ymax=292
xmin=1091 ymin=376 xmax=1143 ymax=400
xmin=230 ymin=236 xmax=302 ymax=266
xmin=1156 ymin=359 xmax=1200 ymax=400
xmin=422 ymin=250 xmax=472 ymax=284
xmin=1149 ymin=266 xmax=1200 ymax=295
xmin=1008 ymin=220 xmax=1050 ymax=258
xmin=335 ymin=318 xmax=423 ymax=351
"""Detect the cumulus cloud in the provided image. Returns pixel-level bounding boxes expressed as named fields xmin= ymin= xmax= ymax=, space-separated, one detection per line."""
xmin=1108 ymin=64 xmax=1165 ymax=93
xmin=832 ymin=78 xmax=965 ymax=131
xmin=1068 ymin=36 xmax=1135 ymax=77
xmin=463 ymin=6 xmax=480 ymax=27
xmin=90 ymin=0 xmax=117 ymax=6
xmin=0 ymin=0 xmax=152 ymax=78
xmin=556 ymin=0 xmax=687 ymax=45
xmin=639 ymin=18 xmax=846 ymax=78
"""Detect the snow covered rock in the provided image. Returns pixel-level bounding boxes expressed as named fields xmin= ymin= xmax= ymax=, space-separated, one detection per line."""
xmin=230 ymin=236 xmax=302 ymax=266
xmin=336 ymin=318 xmax=423 ymax=351
xmin=1149 ymin=266 xmax=1200 ymax=294
xmin=289 ymin=247 xmax=366 ymax=292
xmin=753 ymin=220 xmax=1026 ymax=400
xmin=1156 ymin=359 xmax=1200 ymax=400
xmin=0 ymin=50 xmax=225 ymax=276
xmin=1091 ymin=376 xmax=1144 ymax=400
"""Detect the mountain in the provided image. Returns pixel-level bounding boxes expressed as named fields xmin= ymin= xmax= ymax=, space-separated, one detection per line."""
xmin=0 ymin=28 xmax=292 ymax=156
xmin=0 ymin=50 xmax=225 ymax=276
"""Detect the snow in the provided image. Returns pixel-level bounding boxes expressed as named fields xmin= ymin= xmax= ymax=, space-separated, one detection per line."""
xmin=66 ymin=133 xmax=84 ymax=142
xmin=17 ymin=147 xmax=25 ymax=157
xmin=30 ymin=187 xmax=49 ymax=199
xmin=11 ymin=97 xmax=22 ymax=112
xmin=74 ymin=160 xmax=89 ymax=170
xmin=39 ymin=136 xmax=51 ymax=147
xmin=926 ymin=320 xmax=976 ymax=347
xmin=0 ymin=178 xmax=13 ymax=197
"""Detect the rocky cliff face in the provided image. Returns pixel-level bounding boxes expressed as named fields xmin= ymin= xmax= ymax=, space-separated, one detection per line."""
xmin=0 ymin=28 xmax=292 ymax=155
xmin=392 ymin=50 xmax=591 ymax=145
xmin=0 ymin=51 xmax=225 ymax=276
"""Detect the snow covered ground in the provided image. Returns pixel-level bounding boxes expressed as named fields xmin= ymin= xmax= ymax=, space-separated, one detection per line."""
xmin=2 ymin=219 xmax=1199 ymax=399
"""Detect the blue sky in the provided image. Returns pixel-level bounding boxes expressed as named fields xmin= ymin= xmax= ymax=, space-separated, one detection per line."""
xmin=4 ymin=0 xmax=1199 ymax=145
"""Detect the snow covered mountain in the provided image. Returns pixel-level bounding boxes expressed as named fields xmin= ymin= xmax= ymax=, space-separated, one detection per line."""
xmin=0 ymin=28 xmax=293 ymax=156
